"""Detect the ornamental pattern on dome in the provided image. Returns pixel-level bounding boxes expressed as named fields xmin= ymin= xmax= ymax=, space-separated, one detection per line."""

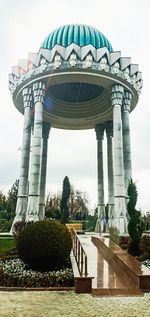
xmin=41 ymin=24 xmax=113 ymax=52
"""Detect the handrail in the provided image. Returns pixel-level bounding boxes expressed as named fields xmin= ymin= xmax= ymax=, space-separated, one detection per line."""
xmin=71 ymin=228 xmax=88 ymax=277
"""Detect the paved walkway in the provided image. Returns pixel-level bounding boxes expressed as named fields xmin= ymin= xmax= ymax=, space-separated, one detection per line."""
xmin=0 ymin=291 xmax=150 ymax=317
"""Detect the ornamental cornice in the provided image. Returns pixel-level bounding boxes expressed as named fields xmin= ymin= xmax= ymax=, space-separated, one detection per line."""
xmin=8 ymin=45 xmax=143 ymax=98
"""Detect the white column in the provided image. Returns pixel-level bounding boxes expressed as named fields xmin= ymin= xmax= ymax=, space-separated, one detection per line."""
xmin=105 ymin=121 xmax=114 ymax=227
xmin=122 ymin=91 xmax=132 ymax=197
xmin=12 ymin=88 xmax=32 ymax=226
xmin=38 ymin=122 xmax=50 ymax=220
xmin=95 ymin=124 xmax=105 ymax=232
xmin=111 ymin=85 xmax=127 ymax=233
xmin=26 ymin=82 xmax=45 ymax=222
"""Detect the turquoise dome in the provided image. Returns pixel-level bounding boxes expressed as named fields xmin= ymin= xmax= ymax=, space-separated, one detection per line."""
xmin=41 ymin=24 xmax=113 ymax=52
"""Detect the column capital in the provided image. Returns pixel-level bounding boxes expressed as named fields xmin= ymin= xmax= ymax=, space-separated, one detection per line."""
xmin=33 ymin=81 xmax=45 ymax=103
xmin=22 ymin=87 xmax=32 ymax=108
xmin=43 ymin=122 xmax=51 ymax=139
xmin=95 ymin=124 xmax=104 ymax=140
xmin=105 ymin=121 xmax=113 ymax=138
xmin=122 ymin=91 xmax=132 ymax=112
xmin=111 ymin=85 xmax=124 ymax=106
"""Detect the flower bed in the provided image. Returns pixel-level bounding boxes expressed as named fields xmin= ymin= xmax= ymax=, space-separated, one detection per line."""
xmin=0 ymin=258 xmax=74 ymax=287
xmin=142 ymin=259 xmax=150 ymax=269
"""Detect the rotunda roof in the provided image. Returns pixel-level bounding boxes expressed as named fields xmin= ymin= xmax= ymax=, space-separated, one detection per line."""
xmin=40 ymin=24 xmax=113 ymax=52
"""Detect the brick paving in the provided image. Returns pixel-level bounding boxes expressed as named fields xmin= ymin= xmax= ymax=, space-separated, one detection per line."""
xmin=0 ymin=291 xmax=150 ymax=317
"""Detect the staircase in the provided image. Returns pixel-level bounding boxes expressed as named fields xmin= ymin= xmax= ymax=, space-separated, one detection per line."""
xmin=71 ymin=231 xmax=150 ymax=296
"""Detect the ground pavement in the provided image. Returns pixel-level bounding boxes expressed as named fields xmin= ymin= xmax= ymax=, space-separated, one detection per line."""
xmin=0 ymin=291 xmax=150 ymax=317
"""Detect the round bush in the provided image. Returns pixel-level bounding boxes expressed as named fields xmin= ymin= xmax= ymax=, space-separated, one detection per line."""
xmin=16 ymin=220 xmax=72 ymax=271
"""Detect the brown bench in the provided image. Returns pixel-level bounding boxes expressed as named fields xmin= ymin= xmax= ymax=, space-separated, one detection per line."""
xmin=66 ymin=223 xmax=83 ymax=231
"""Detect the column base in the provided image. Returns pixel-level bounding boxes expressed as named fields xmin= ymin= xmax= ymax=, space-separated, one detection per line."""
xmin=95 ymin=204 xmax=106 ymax=232
xmin=10 ymin=196 xmax=27 ymax=232
xmin=95 ymin=218 xmax=102 ymax=234
xmin=108 ymin=217 xmax=115 ymax=228
xmin=26 ymin=194 xmax=39 ymax=222
xmin=108 ymin=203 xmax=115 ymax=218
xmin=10 ymin=215 xmax=25 ymax=234
xmin=107 ymin=204 xmax=114 ymax=227
xmin=25 ymin=215 xmax=39 ymax=222
xmin=15 ymin=195 xmax=28 ymax=219
xmin=113 ymin=216 xmax=128 ymax=234
xmin=39 ymin=203 xmax=45 ymax=220
xmin=114 ymin=196 xmax=126 ymax=216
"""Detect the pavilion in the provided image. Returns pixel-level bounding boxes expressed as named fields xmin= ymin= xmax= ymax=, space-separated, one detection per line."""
xmin=9 ymin=24 xmax=142 ymax=233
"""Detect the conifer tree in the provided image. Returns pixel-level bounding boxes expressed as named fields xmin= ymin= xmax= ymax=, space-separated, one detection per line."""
xmin=60 ymin=176 xmax=71 ymax=224
xmin=127 ymin=179 xmax=143 ymax=256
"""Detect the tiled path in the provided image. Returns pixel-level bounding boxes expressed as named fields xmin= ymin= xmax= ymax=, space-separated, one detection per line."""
xmin=0 ymin=291 xmax=150 ymax=317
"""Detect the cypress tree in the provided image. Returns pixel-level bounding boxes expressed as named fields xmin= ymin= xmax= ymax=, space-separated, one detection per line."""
xmin=60 ymin=176 xmax=71 ymax=224
xmin=127 ymin=179 xmax=143 ymax=256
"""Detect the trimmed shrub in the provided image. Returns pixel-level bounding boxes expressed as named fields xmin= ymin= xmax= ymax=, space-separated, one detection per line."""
xmin=16 ymin=220 xmax=72 ymax=271
xmin=139 ymin=234 xmax=150 ymax=260
xmin=12 ymin=221 xmax=25 ymax=238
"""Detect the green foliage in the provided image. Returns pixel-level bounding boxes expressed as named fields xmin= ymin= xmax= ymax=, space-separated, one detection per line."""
xmin=84 ymin=215 xmax=97 ymax=232
xmin=60 ymin=176 xmax=71 ymax=224
xmin=0 ymin=219 xmax=12 ymax=232
xmin=109 ymin=226 xmax=120 ymax=245
xmin=12 ymin=221 xmax=26 ymax=238
xmin=139 ymin=235 xmax=150 ymax=260
xmin=6 ymin=179 xmax=19 ymax=220
xmin=127 ymin=180 xmax=138 ymax=215
xmin=0 ymin=191 xmax=6 ymax=212
xmin=128 ymin=240 xmax=141 ymax=257
xmin=127 ymin=179 xmax=143 ymax=256
xmin=16 ymin=220 xmax=72 ymax=271
xmin=0 ymin=239 xmax=16 ymax=256
xmin=45 ymin=193 xmax=61 ymax=220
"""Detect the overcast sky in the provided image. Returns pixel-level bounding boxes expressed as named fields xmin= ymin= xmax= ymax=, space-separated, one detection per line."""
xmin=0 ymin=0 xmax=150 ymax=212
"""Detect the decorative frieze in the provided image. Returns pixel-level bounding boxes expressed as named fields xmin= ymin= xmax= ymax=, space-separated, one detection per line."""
xmin=99 ymin=56 xmax=108 ymax=71
xmin=111 ymin=61 xmax=120 ymax=74
xmin=84 ymin=54 xmax=93 ymax=68
xmin=69 ymin=53 xmax=77 ymax=67
xmin=9 ymin=45 xmax=143 ymax=98
xmin=54 ymin=54 xmax=62 ymax=69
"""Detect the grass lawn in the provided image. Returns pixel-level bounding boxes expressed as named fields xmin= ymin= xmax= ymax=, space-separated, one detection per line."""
xmin=0 ymin=238 xmax=16 ymax=255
